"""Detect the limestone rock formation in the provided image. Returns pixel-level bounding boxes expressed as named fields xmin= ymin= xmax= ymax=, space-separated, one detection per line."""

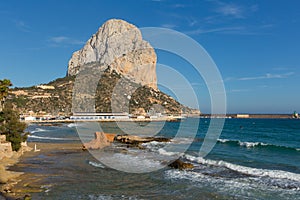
xmin=82 ymin=132 xmax=111 ymax=150
xmin=67 ymin=19 xmax=157 ymax=89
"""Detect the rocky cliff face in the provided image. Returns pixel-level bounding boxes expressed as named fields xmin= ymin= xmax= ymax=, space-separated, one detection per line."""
xmin=67 ymin=19 xmax=157 ymax=90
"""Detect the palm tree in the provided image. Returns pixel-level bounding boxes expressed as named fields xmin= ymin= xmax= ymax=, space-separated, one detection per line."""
xmin=0 ymin=79 xmax=12 ymax=111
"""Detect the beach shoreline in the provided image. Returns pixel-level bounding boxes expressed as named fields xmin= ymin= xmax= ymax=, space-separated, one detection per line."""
xmin=0 ymin=145 xmax=32 ymax=199
xmin=1 ymin=142 xmax=82 ymax=199
xmin=1 ymin=118 xmax=299 ymax=199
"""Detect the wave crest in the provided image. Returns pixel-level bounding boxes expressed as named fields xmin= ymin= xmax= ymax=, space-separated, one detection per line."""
xmin=217 ymin=139 xmax=298 ymax=151
xmin=184 ymin=154 xmax=300 ymax=182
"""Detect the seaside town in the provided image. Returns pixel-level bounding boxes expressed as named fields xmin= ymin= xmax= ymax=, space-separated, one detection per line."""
xmin=1 ymin=1 xmax=300 ymax=199
xmin=18 ymin=111 xmax=299 ymax=123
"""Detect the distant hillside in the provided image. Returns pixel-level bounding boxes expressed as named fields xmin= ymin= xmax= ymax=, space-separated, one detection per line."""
xmin=7 ymin=67 xmax=199 ymax=116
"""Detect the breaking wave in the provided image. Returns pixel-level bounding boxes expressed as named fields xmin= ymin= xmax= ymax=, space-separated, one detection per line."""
xmin=30 ymin=128 xmax=49 ymax=133
xmin=184 ymin=154 xmax=300 ymax=183
xmin=28 ymin=135 xmax=78 ymax=141
xmin=217 ymin=139 xmax=299 ymax=152
xmin=88 ymin=161 xmax=105 ymax=168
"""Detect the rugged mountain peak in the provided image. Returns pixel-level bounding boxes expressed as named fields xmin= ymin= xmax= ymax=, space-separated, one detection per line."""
xmin=67 ymin=19 xmax=157 ymax=89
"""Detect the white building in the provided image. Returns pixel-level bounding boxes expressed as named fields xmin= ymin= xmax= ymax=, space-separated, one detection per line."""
xmin=70 ymin=113 xmax=129 ymax=121
xmin=24 ymin=116 xmax=37 ymax=121
xmin=36 ymin=85 xmax=55 ymax=90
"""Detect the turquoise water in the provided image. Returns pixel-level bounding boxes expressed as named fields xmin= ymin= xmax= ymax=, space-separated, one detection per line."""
xmin=24 ymin=118 xmax=300 ymax=199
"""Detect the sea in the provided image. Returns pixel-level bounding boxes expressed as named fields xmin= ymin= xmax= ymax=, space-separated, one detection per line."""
xmin=16 ymin=118 xmax=300 ymax=199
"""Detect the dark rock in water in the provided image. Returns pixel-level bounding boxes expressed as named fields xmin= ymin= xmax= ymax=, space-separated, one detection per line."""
xmin=82 ymin=132 xmax=111 ymax=150
xmin=114 ymin=135 xmax=171 ymax=147
xmin=168 ymin=159 xmax=194 ymax=170
xmin=82 ymin=133 xmax=170 ymax=150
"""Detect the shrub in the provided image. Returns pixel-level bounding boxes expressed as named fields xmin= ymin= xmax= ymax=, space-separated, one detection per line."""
xmin=0 ymin=104 xmax=28 ymax=151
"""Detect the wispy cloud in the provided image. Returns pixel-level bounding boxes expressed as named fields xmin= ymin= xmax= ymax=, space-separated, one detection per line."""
xmin=209 ymin=1 xmax=259 ymax=19
xmin=171 ymin=4 xmax=186 ymax=8
xmin=14 ymin=20 xmax=31 ymax=32
xmin=238 ymin=72 xmax=294 ymax=81
xmin=50 ymin=36 xmax=69 ymax=43
xmin=215 ymin=3 xmax=244 ymax=18
xmin=181 ymin=2 xmax=267 ymax=36
xmin=228 ymin=89 xmax=251 ymax=93
xmin=187 ymin=17 xmax=198 ymax=27
xmin=160 ymin=24 xmax=177 ymax=29
xmin=212 ymin=0 xmax=246 ymax=18
xmin=272 ymin=67 xmax=293 ymax=71
xmin=48 ymin=36 xmax=85 ymax=46
xmin=184 ymin=26 xmax=244 ymax=35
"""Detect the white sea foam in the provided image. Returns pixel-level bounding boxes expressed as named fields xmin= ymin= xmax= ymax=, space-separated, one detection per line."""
xmin=31 ymin=128 xmax=48 ymax=133
xmin=141 ymin=140 xmax=185 ymax=158
xmin=171 ymin=137 xmax=194 ymax=144
xmin=164 ymin=169 xmax=300 ymax=198
xmin=96 ymin=153 xmax=164 ymax=173
xmin=141 ymin=141 xmax=171 ymax=152
xmin=165 ymin=169 xmax=257 ymax=198
xmin=218 ymin=138 xmax=270 ymax=148
xmin=217 ymin=138 xmax=230 ymax=143
xmin=142 ymin=141 xmax=160 ymax=148
xmin=158 ymin=148 xmax=183 ymax=157
xmin=184 ymin=154 xmax=300 ymax=182
xmin=88 ymin=161 xmax=105 ymax=168
xmin=88 ymin=194 xmax=139 ymax=200
xmin=67 ymin=123 xmax=83 ymax=128
xmin=88 ymin=194 xmax=113 ymax=200
xmin=40 ymin=185 xmax=52 ymax=193
xmin=239 ymin=141 xmax=268 ymax=148
xmin=28 ymin=135 xmax=76 ymax=141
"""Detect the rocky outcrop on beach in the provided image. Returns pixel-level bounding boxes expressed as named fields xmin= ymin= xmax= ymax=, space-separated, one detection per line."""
xmin=82 ymin=132 xmax=171 ymax=150
xmin=0 ymin=135 xmax=32 ymax=184
xmin=0 ymin=135 xmax=12 ymax=161
xmin=67 ymin=19 xmax=157 ymax=90
xmin=82 ymin=132 xmax=112 ymax=150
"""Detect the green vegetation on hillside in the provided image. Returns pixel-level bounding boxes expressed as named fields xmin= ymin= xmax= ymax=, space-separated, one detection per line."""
xmin=7 ymin=65 xmax=197 ymax=115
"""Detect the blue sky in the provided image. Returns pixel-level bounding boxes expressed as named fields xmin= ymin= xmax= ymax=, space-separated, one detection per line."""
xmin=0 ymin=0 xmax=299 ymax=114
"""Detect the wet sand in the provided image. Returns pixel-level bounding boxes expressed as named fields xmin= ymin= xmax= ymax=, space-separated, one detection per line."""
xmin=1 ymin=142 xmax=83 ymax=199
